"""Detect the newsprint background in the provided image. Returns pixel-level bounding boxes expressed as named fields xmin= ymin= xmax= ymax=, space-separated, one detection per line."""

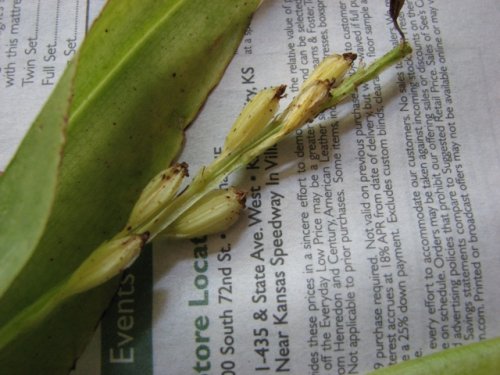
xmin=1 ymin=1 xmax=499 ymax=374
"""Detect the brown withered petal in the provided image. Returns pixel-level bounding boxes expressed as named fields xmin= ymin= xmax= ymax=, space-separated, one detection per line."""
xmin=390 ymin=0 xmax=406 ymax=41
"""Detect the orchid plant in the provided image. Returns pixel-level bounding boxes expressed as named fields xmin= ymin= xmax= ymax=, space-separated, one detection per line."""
xmin=0 ymin=0 xmax=497 ymax=374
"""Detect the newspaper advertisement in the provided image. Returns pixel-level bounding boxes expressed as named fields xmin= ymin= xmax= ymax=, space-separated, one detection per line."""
xmin=1 ymin=1 xmax=499 ymax=374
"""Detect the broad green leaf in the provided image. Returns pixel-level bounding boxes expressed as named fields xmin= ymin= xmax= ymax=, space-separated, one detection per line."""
xmin=0 ymin=0 xmax=261 ymax=373
xmin=368 ymin=337 xmax=500 ymax=375
xmin=0 ymin=61 xmax=76 ymax=298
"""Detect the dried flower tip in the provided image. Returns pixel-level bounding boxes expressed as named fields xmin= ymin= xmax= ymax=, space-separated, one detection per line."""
xmin=223 ymin=86 xmax=285 ymax=153
xmin=128 ymin=163 xmax=188 ymax=228
xmin=64 ymin=234 xmax=146 ymax=296
xmin=163 ymin=188 xmax=246 ymax=239
xmin=300 ymin=53 xmax=356 ymax=91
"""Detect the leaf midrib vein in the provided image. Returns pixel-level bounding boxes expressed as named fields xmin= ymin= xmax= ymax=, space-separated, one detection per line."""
xmin=68 ymin=0 xmax=187 ymax=124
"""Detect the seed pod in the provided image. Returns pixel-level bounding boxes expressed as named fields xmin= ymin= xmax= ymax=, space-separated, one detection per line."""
xmin=64 ymin=233 xmax=148 ymax=297
xmin=223 ymin=86 xmax=285 ymax=153
xmin=163 ymin=188 xmax=246 ymax=239
xmin=127 ymin=163 xmax=188 ymax=229
xmin=278 ymin=53 xmax=355 ymax=134
xmin=301 ymin=53 xmax=356 ymax=90
xmin=279 ymin=80 xmax=334 ymax=134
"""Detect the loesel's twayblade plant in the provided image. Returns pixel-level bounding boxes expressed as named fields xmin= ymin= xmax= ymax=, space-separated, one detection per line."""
xmin=0 ymin=0 xmax=498 ymax=374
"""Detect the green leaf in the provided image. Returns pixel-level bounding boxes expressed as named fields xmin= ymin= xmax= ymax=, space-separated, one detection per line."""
xmin=368 ymin=337 xmax=500 ymax=375
xmin=0 ymin=0 xmax=261 ymax=373
xmin=0 ymin=60 xmax=76 ymax=298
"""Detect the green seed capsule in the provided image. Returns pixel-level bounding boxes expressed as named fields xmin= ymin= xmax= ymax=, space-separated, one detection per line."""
xmin=163 ymin=188 xmax=246 ymax=239
xmin=223 ymin=85 xmax=285 ymax=153
xmin=279 ymin=80 xmax=334 ymax=134
xmin=64 ymin=233 xmax=148 ymax=297
xmin=127 ymin=163 xmax=188 ymax=229
xmin=301 ymin=53 xmax=356 ymax=90
xmin=278 ymin=53 xmax=356 ymax=134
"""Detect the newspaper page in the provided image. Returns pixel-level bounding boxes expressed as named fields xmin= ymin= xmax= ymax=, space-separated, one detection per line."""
xmin=0 ymin=0 xmax=87 ymax=167
xmin=1 ymin=1 xmax=499 ymax=374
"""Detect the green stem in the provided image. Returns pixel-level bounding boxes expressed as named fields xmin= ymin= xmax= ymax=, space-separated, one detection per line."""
xmin=328 ymin=42 xmax=412 ymax=106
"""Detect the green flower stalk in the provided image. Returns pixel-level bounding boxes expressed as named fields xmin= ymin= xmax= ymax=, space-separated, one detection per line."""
xmin=328 ymin=43 xmax=412 ymax=106
xmin=99 ymin=44 xmax=414 ymax=277
xmin=96 ymin=43 xmax=415 ymax=285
